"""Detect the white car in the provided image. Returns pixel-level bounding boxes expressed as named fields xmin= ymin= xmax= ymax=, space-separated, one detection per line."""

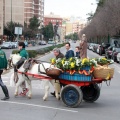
xmin=117 ymin=53 xmax=120 ymax=63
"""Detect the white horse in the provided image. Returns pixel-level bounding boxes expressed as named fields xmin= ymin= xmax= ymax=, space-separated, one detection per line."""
xmin=10 ymin=54 xmax=61 ymax=100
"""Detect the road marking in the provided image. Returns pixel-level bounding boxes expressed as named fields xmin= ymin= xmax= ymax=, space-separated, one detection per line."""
xmin=0 ymin=101 xmax=78 ymax=113
xmin=118 ymin=71 xmax=120 ymax=74
xmin=2 ymin=81 xmax=8 ymax=83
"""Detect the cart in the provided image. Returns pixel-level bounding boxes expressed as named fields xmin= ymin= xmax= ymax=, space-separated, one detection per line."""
xmin=18 ymin=70 xmax=111 ymax=108
xmin=59 ymin=78 xmax=105 ymax=108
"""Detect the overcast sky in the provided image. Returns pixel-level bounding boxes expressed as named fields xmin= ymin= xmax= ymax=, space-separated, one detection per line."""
xmin=44 ymin=0 xmax=97 ymax=19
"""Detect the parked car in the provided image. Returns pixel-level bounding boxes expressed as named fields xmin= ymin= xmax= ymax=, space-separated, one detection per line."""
xmin=98 ymin=43 xmax=110 ymax=55
xmin=88 ymin=43 xmax=95 ymax=50
xmin=11 ymin=42 xmax=18 ymax=48
xmin=117 ymin=53 xmax=120 ymax=63
xmin=105 ymin=46 xmax=115 ymax=59
xmin=48 ymin=40 xmax=55 ymax=44
xmin=111 ymin=47 xmax=120 ymax=62
xmin=93 ymin=44 xmax=100 ymax=53
xmin=24 ymin=41 xmax=28 ymax=47
xmin=1 ymin=42 xmax=13 ymax=49
xmin=39 ymin=41 xmax=47 ymax=45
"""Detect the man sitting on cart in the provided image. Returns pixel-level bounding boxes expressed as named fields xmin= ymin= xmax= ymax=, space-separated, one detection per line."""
xmin=51 ymin=48 xmax=64 ymax=97
xmin=65 ymin=42 xmax=74 ymax=59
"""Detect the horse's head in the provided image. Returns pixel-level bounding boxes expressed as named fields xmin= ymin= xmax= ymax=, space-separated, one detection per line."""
xmin=10 ymin=54 xmax=22 ymax=65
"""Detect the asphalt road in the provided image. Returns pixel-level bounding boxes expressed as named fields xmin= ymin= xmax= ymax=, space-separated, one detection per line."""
xmin=0 ymin=41 xmax=120 ymax=120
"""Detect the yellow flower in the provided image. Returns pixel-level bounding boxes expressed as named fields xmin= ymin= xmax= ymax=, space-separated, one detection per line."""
xmin=82 ymin=58 xmax=89 ymax=64
xmin=62 ymin=60 xmax=65 ymax=65
xmin=51 ymin=58 xmax=56 ymax=64
xmin=69 ymin=57 xmax=73 ymax=61
xmin=70 ymin=62 xmax=75 ymax=68
xmin=102 ymin=58 xmax=107 ymax=61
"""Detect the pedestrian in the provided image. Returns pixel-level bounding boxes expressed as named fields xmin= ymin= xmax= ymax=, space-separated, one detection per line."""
xmin=75 ymin=46 xmax=80 ymax=58
xmin=65 ymin=42 xmax=74 ymax=59
xmin=0 ymin=41 xmax=10 ymax=100
xmin=51 ymin=48 xmax=64 ymax=97
xmin=17 ymin=42 xmax=29 ymax=96
xmin=80 ymin=34 xmax=87 ymax=59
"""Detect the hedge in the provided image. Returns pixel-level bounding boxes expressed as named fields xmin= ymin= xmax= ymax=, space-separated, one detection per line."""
xmin=12 ymin=43 xmax=65 ymax=58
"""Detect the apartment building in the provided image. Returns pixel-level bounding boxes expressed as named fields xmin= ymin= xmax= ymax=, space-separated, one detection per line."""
xmin=4 ymin=0 xmax=24 ymax=25
xmin=24 ymin=0 xmax=44 ymax=25
xmin=44 ymin=13 xmax=62 ymax=26
xmin=0 ymin=0 xmax=3 ymax=36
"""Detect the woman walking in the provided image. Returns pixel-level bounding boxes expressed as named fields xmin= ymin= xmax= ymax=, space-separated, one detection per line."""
xmin=0 ymin=41 xmax=9 ymax=100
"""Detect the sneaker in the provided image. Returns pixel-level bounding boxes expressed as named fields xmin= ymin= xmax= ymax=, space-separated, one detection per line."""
xmin=19 ymin=88 xmax=29 ymax=96
xmin=1 ymin=96 xmax=10 ymax=100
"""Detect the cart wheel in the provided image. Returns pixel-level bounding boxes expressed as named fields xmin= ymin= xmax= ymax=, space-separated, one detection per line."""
xmin=81 ymin=83 xmax=100 ymax=102
xmin=61 ymin=84 xmax=83 ymax=108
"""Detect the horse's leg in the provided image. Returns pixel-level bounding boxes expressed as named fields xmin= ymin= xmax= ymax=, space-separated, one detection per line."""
xmin=25 ymin=78 xmax=32 ymax=99
xmin=15 ymin=74 xmax=25 ymax=96
xmin=50 ymin=80 xmax=61 ymax=100
xmin=43 ymin=80 xmax=50 ymax=101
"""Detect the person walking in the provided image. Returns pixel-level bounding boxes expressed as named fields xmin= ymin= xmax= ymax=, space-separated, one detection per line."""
xmin=0 ymin=41 xmax=10 ymax=100
xmin=17 ymin=42 xmax=29 ymax=96
xmin=80 ymin=34 xmax=87 ymax=59
xmin=51 ymin=48 xmax=64 ymax=97
xmin=75 ymin=46 xmax=80 ymax=58
xmin=65 ymin=42 xmax=74 ymax=59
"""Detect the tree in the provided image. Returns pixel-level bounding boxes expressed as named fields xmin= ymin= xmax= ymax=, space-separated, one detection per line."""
xmin=65 ymin=33 xmax=79 ymax=40
xmin=4 ymin=21 xmax=23 ymax=41
xmin=42 ymin=22 xmax=54 ymax=40
xmin=28 ymin=16 xmax=40 ymax=35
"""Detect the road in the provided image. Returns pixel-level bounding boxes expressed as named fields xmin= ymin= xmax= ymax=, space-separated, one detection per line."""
xmin=3 ymin=44 xmax=54 ymax=59
xmin=0 ymin=41 xmax=120 ymax=120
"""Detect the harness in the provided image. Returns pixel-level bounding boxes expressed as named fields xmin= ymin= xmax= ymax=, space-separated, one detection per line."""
xmin=13 ymin=58 xmax=52 ymax=83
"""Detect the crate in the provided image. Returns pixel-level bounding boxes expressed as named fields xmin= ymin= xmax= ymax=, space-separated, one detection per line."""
xmin=59 ymin=72 xmax=92 ymax=82
xmin=80 ymin=66 xmax=90 ymax=70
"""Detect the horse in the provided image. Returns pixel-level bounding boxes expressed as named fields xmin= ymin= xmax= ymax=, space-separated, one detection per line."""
xmin=9 ymin=54 xmax=61 ymax=101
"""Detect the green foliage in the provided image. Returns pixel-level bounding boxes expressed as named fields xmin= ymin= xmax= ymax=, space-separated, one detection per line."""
xmin=4 ymin=21 xmax=23 ymax=40
xmin=29 ymin=16 xmax=40 ymax=31
xmin=65 ymin=33 xmax=79 ymax=40
xmin=42 ymin=22 xmax=54 ymax=40
xmin=12 ymin=43 xmax=65 ymax=58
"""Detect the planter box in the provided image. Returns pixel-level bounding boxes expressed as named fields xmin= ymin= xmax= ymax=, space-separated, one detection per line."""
xmin=59 ymin=72 xmax=92 ymax=82
xmin=80 ymin=66 xmax=90 ymax=70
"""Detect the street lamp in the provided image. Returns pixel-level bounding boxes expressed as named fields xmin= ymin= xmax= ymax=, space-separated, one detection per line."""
xmin=10 ymin=0 xmax=12 ymax=41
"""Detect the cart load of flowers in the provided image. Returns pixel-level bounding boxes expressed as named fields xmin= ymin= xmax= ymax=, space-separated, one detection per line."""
xmin=50 ymin=57 xmax=114 ymax=81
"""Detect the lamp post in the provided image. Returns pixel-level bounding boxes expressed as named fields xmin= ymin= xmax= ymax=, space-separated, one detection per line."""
xmin=11 ymin=0 xmax=12 ymax=23
xmin=10 ymin=0 xmax=12 ymax=41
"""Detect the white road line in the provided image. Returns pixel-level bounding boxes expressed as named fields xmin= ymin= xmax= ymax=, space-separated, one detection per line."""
xmin=0 ymin=101 xmax=78 ymax=113
xmin=118 ymin=71 xmax=120 ymax=74
xmin=2 ymin=81 xmax=8 ymax=83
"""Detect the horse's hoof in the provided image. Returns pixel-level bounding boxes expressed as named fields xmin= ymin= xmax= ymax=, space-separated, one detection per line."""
xmin=14 ymin=92 xmax=18 ymax=96
xmin=43 ymin=96 xmax=47 ymax=101
xmin=56 ymin=96 xmax=60 ymax=100
xmin=28 ymin=95 xmax=32 ymax=99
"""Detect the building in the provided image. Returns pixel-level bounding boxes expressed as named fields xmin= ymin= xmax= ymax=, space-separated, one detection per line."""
xmin=44 ymin=13 xmax=62 ymax=26
xmin=0 ymin=0 xmax=3 ymax=36
xmin=44 ymin=13 xmax=63 ymax=41
xmin=0 ymin=0 xmax=44 ymax=38
xmin=4 ymin=0 xmax=24 ymax=26
xmin=24 ymin=0 xmax=44 ymax=25
xmin=65 ymin=22 xmax=73 ymax=35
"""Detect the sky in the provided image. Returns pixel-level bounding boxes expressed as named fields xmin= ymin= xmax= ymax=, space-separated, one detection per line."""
xmin=44 ymin=0 xmax=97 ymax=20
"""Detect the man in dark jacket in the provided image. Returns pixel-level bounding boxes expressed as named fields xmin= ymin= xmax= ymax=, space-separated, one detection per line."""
xmin=51 ymin=48 xmax=64 ymax=96
xmin=0 ymin=41 xmax=9 ymax=100
xmin=75 ymin=46 xmax=80 ymax=58
xmin=65 ymin=42 xmax=74 ymax=59
xmin=18 ymin=42 xmax=29 ymax=96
